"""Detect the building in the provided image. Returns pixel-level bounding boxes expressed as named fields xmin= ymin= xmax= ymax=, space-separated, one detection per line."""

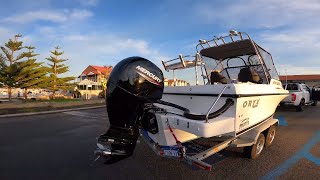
xmin=279 ymin=74 xmax=320 ymax=87
xmin=77 ymin=65 xmax=113 ymax=98
xmin=164 ymin=78 xmax=189 ymax=86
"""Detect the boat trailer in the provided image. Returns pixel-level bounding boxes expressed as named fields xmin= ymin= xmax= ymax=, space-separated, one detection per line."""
xmin=139 ymin=117 xmax=278 ymax=171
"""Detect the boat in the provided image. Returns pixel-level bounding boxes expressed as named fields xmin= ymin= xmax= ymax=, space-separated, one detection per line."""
xmin=94 ymin=30 xmax=289 ymax=168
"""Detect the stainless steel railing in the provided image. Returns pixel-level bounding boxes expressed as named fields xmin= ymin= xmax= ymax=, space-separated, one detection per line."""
xmin=205 ymin=85 xmax=229 ymax=123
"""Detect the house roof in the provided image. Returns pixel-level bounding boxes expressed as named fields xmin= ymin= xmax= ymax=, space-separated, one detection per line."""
xmin=91 ymin=66 xmax=112 ymax=74
xmin=279 ymin=74 xmax=320 ymax=81
xmin=81 ymin=65 xmax=113 ymax=76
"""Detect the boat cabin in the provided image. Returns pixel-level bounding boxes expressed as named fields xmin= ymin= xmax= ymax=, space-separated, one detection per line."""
xmin=162 ymin=31 xmax=280 ymax=86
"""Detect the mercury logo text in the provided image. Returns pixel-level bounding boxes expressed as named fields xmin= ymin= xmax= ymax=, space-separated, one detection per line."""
xmin=136 ymin=66 xmax=162 ymax=85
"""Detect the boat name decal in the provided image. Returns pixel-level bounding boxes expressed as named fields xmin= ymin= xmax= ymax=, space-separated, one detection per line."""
xmin=243 ymin=99 xmax=260 ymax=108
xmin=136 ymin=66 xmax=162 ymax=86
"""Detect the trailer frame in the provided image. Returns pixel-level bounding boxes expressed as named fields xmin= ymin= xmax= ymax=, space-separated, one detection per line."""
xmin=140 ymin=117 xmax=279 ymax=171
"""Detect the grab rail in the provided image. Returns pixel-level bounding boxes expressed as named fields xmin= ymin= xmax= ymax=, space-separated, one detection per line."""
xmin=195 ymin=31 xmax=251 ymax=53
xmin=205 ymin=85 xmax=229 ymax=123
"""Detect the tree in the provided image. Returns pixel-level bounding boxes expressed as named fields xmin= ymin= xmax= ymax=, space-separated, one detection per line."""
xmin=101 ymin=72 xmax=110 ymax=99
xmin=46 ymin=46 xmax=74 ymax=99
xmin=0 ymin=34 xmax=27 ymax=102
xmin=16 ymin=46 xmax=49 ymax=100
xmin=0 ymin=62 xmax=20 ymax=93
xmin=0 ymin=55 xmax=5 ymax=87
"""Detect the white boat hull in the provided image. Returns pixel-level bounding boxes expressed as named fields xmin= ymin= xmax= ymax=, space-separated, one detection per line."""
xmin=148 ymin=81 xmax=288 ymax=146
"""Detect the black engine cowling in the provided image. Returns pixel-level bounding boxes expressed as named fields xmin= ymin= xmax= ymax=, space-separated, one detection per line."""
xmin=98 ymin=56 xmax=164 ymax=163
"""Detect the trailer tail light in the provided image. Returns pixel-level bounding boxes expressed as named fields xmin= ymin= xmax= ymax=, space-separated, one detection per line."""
xmin=291 ymin=94 xmax=296 ymax=101
xmin=193 ymin=161 xmax=212 ymax=171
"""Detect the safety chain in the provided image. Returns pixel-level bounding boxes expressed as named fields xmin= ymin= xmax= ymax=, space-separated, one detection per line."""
xmin=166 ymin=119 xmax=185 ymax=158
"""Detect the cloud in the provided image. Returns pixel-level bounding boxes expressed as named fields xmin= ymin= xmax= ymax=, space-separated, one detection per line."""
xmin=27 ymin=32 xmax=169 ymax=76
xmin=258 ymin=28 xmax=320 ymax=67
xmin=62 ymin=34 xmax=163 ymax=58
xmin=3 ymin=9 xmax=93 ymax=24
xmin=38 ymin=26 xmax=55 ymax=35
xmin=0 ymin=27 xmax=18 ymax=46
xmin=63 ymin=34 xmax=158 ymax=56
xmin=20 ymin=35 xmax=34 ymax=45
xmin=69 ymin=9 xmax=93 ymax=19
xmin=4 ymin=10 xmax=67 ymax=23
xmin=78 ymin=0 xmax=99 ymax=6
xmin=194 ymin=0 xmax=320 ymax=28
xmin=189 ymin=0 xmax=320 ymax=75
xmin=0 ymin=27 xmax=11 ymax=38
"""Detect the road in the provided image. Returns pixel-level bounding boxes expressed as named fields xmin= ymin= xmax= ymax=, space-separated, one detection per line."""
xmin=0 ymin=106 xmax=319 ymax=180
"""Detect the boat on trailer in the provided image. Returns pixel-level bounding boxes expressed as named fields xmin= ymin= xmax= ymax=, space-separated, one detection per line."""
xmin=94 ymin=30 xmax=289 ymax=170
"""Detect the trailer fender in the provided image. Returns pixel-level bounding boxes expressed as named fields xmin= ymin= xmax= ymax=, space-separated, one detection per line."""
xmin=231 ymin=118 xmax=278 ymax=147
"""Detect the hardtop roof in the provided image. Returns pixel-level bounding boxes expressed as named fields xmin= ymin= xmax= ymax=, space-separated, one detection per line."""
xmin=200 ymin=39 xmax=256 ymax=60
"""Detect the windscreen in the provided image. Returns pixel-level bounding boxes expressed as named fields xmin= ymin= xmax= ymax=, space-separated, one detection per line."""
xmin=257 ymin=46 xmax=279 ymax=80
xmin=202 ymin=55 xmax=269 ymax=83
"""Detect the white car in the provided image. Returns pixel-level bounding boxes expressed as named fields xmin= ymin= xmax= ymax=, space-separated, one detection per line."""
xmin=281 ymin=83 xmax=319 ymax=111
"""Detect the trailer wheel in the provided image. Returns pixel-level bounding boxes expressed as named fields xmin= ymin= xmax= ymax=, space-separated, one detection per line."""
xmin=311 ymin=100 xmax=317 ymax=106
xmin=244 ymin=133 xmax=265 ymax=159
xmin=265 ymin=126 xmax=276 ymax=148
xmin=296 ymin=99 xmax=305 ymax=112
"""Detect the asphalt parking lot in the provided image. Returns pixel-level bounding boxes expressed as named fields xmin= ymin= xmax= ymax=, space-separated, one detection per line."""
xmin=0 ymin=105 xmax=319 ymax=180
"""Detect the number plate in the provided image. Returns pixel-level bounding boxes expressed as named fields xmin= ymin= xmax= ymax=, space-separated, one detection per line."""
xmin=161 ymin=146 xmax=184 ymax=157
xmin=164 ymin=149 xmax=179 ymax=157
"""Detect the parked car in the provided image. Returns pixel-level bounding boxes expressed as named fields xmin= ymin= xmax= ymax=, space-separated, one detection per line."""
xmin=281 ymin=83 xmax=319 ymax=111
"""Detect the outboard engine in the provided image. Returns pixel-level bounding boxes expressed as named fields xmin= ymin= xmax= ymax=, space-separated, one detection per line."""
xmin=96 ymin=56 xmax=164 ymax=163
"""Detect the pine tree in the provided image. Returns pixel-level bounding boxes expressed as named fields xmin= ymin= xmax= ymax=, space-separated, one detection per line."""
xmin=46 ymin=46 xmax=74 ymax=99
xmin=0 ymin=34 xmax=27 ymax=102
xmin=16 ymin=46 xmax=49 ymax=100
xmin=0 ymin=62 xmax=20 ymax=91
xmin=0 ymin=55 xmax=5 ymax=87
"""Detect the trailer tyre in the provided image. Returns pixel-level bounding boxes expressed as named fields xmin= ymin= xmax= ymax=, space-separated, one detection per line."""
xmin=244 ymin=133 xmax=265 ymax=159
xmin=311 ymin=100 xmax=317 ymax=106
xmin=296 ymin=99 xmax=305 ymax=112
xmin=265 ymin=126 xmax=276 ymax=148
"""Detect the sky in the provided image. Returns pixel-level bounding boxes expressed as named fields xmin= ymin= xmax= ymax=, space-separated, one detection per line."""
xmin=1 ymin=0 xmax=320 ymax=82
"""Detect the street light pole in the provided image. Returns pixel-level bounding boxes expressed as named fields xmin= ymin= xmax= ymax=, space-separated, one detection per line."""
xmin=285 ymin=69 xmax=288 ymax=89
